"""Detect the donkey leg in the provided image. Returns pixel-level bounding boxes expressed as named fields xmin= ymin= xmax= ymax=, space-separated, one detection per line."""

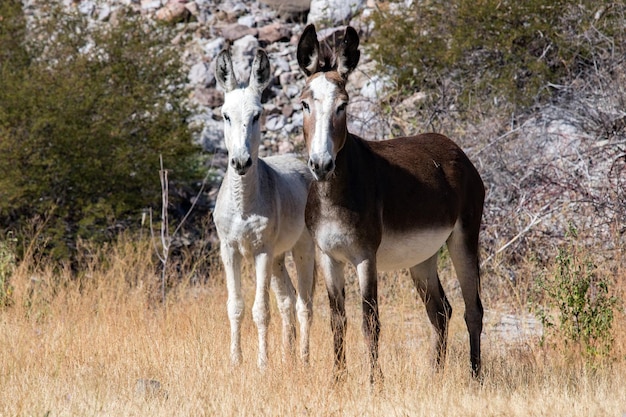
xmin=355 ymin=257 xmax=382 ymax=385
xmin=291 ymin=230 xmax=316 ymax=364
xmin=270 ymin=255 xmax=297 ymax=362
xmin=409 ymin=253 xmax=452 ymax=371
xmin=252 ymin=251 xmax=273 ymax=369
xmin=221 ymin=243 xmax=244 ymax=366
xmin=447 ymin=227 xmax=483 ymax=377
xmin=319 ymin=252 xmax=347 ymax=381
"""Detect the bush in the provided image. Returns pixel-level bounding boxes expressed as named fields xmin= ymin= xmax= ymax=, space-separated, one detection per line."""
xmin=532 ymin=227 xmax=621 ymax=364
xmin=0 ymin=2 xmax=201 ymax=260
xmin=367 ymin=0 xmax=626 ymax=109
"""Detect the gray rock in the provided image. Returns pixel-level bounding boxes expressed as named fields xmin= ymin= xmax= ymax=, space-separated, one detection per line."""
xmin=291 ymin=110 xmax=303 ymax=127
xmin=188 ymin=61 xmax=210 ymax=86
xmin=198 ymin=118 xmax=226 ymax=152
xmin=273 ymin=56 xmax=292 ymax=74
xmin=265 ymin=114 xmax=287 ymax=131
xmin=219 ymin=23 xmax=258 ymax=41
xmin=141 ymin=0 xmax=162 ymax=11
xmin=257 ymin=22 xmax=291 ymax=44
xmin=203 ymin=37 xmax=226 ymax=58
xmin=78 ymin=0 xmax=96 ymax=16
xmin=192 ymin=87 xmax=223 ymax=107
xmin=307 ymin=0 xmax=365 ymax=25
xmin=237 ymin=14 xmax=256 ymax=27
xmin=97 ymin=4 xmax=112 ymax=21
xmin=260 ymin=0 xmax=310 ymax=13
xmin=135 ymin=379 xmax=168 ymax=400
xmin=155 ymin=0 xmax=190 ymax=22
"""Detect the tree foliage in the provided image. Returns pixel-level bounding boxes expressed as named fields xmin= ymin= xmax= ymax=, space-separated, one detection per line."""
xmin=0 ymin=1 xmax=200 ymax=259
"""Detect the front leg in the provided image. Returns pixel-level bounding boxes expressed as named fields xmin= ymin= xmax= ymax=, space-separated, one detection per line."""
xmin=319 ymin=252 xmax=346 ymax=381
xmin=252 ymin=251 xmax=273 ymax=369
xmin=356 ymin=256 xmax=382 ymax=385
xmin=221 ymin=243 xmax=244 ymax=366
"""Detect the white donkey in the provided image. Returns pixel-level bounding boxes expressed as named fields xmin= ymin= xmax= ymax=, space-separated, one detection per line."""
xmin=213 ymin=48 xmax=315 ymax=368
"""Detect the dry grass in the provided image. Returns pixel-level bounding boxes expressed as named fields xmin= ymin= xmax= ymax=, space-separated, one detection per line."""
xmin=1 ymin=236 xmax=625 ymax=417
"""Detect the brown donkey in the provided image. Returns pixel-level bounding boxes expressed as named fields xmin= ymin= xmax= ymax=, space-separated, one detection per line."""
xmin=297 ymin=24 xmax=485 ymax=383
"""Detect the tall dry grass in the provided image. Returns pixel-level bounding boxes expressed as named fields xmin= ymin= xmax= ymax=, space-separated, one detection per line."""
xmin=1 ymin=235 xmax=625 ymax=417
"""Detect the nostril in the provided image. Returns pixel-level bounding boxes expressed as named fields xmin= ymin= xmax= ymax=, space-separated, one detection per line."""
xmin=323 ymin=159 xmax=334 ymax=173
xmin=245 ymin=157 xmax=252 ymax=168
xmin=230 ymin=158 xmax=237 ymax=168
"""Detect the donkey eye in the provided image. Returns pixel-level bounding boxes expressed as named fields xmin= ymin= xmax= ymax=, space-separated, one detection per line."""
xmin=223 ymin=114 xmax=231 ymax=123
xmin=252 ymin=113 xmax=260 ymax=123
xmin=301 ymin=101 xmax=310 ymax=112
xmin=337 ymin=103 xmax=347 ymax=114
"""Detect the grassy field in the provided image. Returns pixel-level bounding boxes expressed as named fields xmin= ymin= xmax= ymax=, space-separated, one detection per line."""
xmin=1 ymin=237 xmax=625 ymax=417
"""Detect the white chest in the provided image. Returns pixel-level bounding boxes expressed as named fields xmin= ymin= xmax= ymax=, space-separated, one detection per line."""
xmin=215 ymin=206 xmax=270 ymax=255
xmin=314 ymin=219 xmax=357 ymax=264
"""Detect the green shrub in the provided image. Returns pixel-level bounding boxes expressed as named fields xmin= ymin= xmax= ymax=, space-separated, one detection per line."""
xmin=0 ymin=2 xmax=201 ymax=260
xmin=367 ymin=0 xmax=626 ymax=109
xmin=532 ymin=227 xmax=621 ymax=364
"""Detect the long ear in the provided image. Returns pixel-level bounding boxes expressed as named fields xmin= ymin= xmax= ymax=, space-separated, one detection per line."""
xmin=249 ymin=49 xmax=271 ymax=93
xmin=336 ymin=26 xmax=360 ymax=79
xmin=215 ymin=49 xmax=237 ymax=92
xmin=297 ymin=24 xmax=321 ymax=76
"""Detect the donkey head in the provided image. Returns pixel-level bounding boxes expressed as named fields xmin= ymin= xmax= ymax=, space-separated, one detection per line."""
xmin=297 ymin=24 xmax=360 ymax=181
xmin=216 ymin=48 xmax=271 ymax=176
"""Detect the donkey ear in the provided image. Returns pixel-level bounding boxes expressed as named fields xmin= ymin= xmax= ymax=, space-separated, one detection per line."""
xmin=249 ymin=49 xmax=271 ymax=93
xmin=336 ymin=26 xmax=360 ymax=79
xmin=297 ymin=24 xmax=321 ymax=76
xmin=215 ymin=49 xmax=238 ymax=92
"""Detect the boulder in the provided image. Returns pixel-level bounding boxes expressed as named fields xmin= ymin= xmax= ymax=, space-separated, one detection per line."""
xmin=257 ymin=22 xmax=292 ymax=44
xmin=219 ymin=23 xmax=258 ymax=41
xmin=260 ymin=0 xmax=310 ymax=13
xmin=155 ymin=0 xmax=191 ymax=22
xmin=307 ymin=0 xmax=365 ymax=25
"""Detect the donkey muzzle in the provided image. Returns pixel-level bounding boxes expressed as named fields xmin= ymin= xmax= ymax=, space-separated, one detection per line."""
xmin=230 ymin=155 xmax=253 ymax=175
xmin=308 ymin=155 xmax=335 ymax=181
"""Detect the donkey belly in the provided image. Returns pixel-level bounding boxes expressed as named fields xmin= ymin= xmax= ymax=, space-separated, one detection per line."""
xmin=273 ymin=215 xmax=306 ymax=255
xmin=377 ymin=227 xmax=452 ymax=271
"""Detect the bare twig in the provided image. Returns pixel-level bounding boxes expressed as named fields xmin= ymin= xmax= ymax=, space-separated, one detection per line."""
xmin=482 ymin=204 xmax=551 ymax=267
xmin=149 ymin=153 xmax=215 ymax=306
xmin=159 ymin=154 xmax=169 ymax=305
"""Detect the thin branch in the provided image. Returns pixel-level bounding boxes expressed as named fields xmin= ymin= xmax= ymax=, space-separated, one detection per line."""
xmin=482 ymin=204 xmax=551 ymax=267
xmin=149 ymin=152 xmax=218 ymax=306
xmin=149 ymin=208 xmax=165 ymax=264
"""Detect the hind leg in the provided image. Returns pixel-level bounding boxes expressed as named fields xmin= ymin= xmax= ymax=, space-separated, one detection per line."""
xmin=447 ymin=225 xmax=483 ymax=377
xmin=270 ymin=254 xmax=297 ymax=362
xmin=291 ymin=230 xmax=316 ymax=364
xmin=355 ymin=255 xmax=382 ymax=385
xmin=409 ymin=253 xmax=452 ymax=371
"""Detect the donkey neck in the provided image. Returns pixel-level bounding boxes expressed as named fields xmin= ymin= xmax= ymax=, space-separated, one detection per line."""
xmin=226 ymin=160 xmax=262 ymax=214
